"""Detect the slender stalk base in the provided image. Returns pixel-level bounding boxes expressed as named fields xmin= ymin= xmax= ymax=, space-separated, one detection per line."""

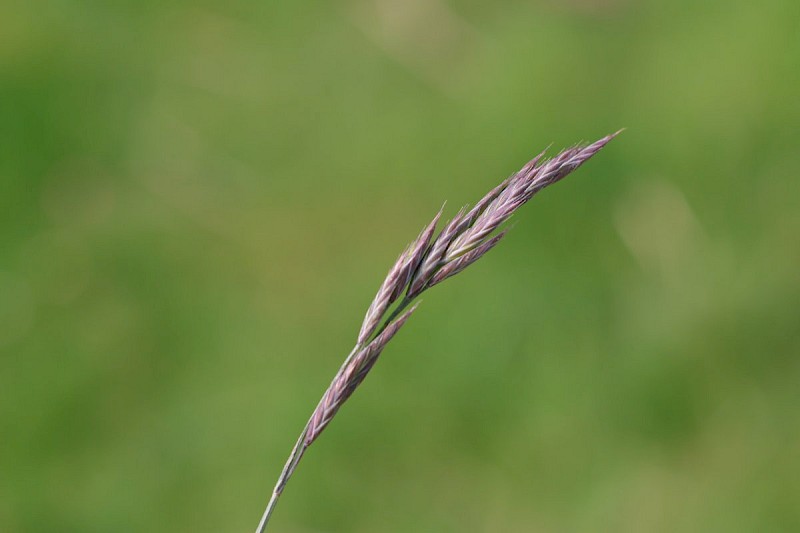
xmin=255 ymin=428 xmax=308 ymax=533
xmin=256 ymin=492 xmax=279 ymax=533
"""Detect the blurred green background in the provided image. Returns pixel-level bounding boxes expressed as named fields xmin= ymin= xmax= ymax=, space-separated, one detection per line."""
xmin=2 ymin=0 xmax=799 ymax=531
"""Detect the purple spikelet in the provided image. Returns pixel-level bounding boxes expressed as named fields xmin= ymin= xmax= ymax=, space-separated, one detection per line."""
xmin=307 ymin=304 xmax=418 ymax=446
xmin=357 ymin=209 xmax=441 ymax=344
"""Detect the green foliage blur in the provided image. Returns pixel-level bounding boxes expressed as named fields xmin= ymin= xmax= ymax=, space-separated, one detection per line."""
xmin=2 ymin=1 xmax=799 ymax=531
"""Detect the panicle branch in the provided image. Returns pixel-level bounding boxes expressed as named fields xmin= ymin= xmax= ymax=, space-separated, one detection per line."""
xmin=255 ymin=131 xmax=620 ymax=532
